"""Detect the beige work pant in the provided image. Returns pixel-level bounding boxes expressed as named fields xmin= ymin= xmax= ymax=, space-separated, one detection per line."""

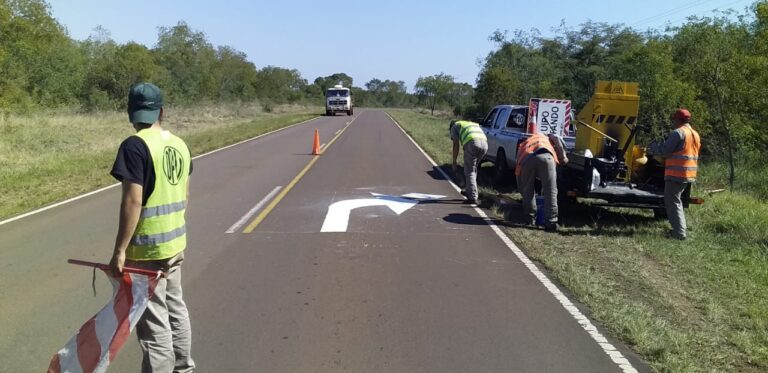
xmin=463 ymin=139 xmax=488 ymax=201
xmin=665 ymin=180 xmax=689 ymax=239
xmin=517 ymin=153 xmax=558 ymax=224
xmin=127 ymin=252 xmax=195 ymax=373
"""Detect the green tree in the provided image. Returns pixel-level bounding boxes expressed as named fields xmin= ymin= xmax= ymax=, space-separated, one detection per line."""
xmin=255 ymin=66 xmax=307 ymax=103
xmin=213 ymin=46 xmax=258 ymax=102
xmin=364 ymin=78 xmax=409 ymax=107
xmin=314 ymin=73 xmax=354 ymax=93
xmin=415 ymin=73 xmax=454 ymax=115
xmin=672 ymin=13 xmax=754 ymax=187
xmin=153 ymin=22 xmax=217 ymax=104
xmin=475 ymin=30 xmax=564 ymax=113
xmin=0 ymin=0 xmax=85 ymax=109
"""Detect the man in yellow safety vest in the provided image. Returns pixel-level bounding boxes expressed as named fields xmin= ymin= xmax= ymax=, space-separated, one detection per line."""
xmin=450 ymin=120 xmax=488 ymax=204
xmin=109 ymin=83 xmax=196 ymax=372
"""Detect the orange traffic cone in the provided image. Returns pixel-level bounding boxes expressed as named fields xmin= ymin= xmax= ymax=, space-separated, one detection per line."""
xmin=312 ymin=129 xmax=321 ymax=155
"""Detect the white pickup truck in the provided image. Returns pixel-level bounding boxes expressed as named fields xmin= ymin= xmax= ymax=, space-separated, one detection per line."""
xmin=479 ymin=102 xmax=575 ymax=182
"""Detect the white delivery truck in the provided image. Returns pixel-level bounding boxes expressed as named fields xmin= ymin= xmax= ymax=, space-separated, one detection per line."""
xmin=480 ymin=99 xmax=575 ymax=183
xmin=325 ymin=84 xmax=353 ymax=116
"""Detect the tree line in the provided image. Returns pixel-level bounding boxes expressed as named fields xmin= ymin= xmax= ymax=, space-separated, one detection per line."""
xmin=465 ymin=1 xmax=768 ymax=182
xmin=5 ymin=0 xmax=767 ymax=174
xmin=0 ymin=0 xmax=432 ymax=111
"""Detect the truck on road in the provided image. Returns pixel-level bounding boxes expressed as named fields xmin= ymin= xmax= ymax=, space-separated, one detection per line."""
xmin=325 ymin=84 xmax=353 ymax=116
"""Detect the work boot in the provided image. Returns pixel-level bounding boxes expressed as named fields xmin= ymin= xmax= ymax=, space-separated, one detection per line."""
xmin=667 ymin=230 xmax=686 ymax=240
xmin=544 ymin=222 xmax=559 ymax=232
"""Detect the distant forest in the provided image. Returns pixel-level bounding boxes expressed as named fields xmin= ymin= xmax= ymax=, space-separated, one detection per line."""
xmin=2 ymin=0 xmax=767 ymax=168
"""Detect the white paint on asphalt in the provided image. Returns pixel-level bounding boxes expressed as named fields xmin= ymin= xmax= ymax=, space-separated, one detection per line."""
xmin=385 ymin=111 xmax=639 ymax=373
xmin=226 ymin=186 xmax=283 ymax=233
xmin=320 ymin=192 xmax=445 ymax=232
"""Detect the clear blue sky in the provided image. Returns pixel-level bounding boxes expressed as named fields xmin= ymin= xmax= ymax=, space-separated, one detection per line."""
xmin=47 ymin=0 xmax=755 ymax=91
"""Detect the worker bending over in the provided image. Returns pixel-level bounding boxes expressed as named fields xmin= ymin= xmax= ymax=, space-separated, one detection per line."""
xmin=450 ymin=120 xmax=488 ymax=204
xmin=515 ymin=127 xmax=568 ymax=231
xmin=658 ymin=108 xmax=701 ymax=240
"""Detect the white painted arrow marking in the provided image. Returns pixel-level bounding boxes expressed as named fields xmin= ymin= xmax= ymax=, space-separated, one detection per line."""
xmin=320 ymin=193 xmax=445 ymax=232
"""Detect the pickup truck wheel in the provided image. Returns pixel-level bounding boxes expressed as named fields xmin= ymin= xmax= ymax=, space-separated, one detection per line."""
xmin=494 ymin=149 xmax=512 ymax=186
xmin=347 ymin=109 xmax=353 ymax=116
xmin=326 ymin=110 xmax=331 ymax=116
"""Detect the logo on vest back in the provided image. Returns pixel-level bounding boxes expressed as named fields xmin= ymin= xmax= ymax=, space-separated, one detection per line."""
xmin=163 ymin=146 xmax=184 ymax=185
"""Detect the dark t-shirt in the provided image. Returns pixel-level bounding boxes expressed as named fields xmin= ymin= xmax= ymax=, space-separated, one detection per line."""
xmin=110 ymin=136 xmax=193 ymax=205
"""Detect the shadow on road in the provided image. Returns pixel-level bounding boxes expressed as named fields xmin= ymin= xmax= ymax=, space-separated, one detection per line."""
xmin=428 ymin=162 xmax=660 ymax=237
xmin=442 ymin=213 xmax=490 ymax=226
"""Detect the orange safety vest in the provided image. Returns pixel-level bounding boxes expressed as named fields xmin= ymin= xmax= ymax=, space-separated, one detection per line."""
xmin=515 ymin=133 xmax=558 ymax=176
xmin=665 ymin=125 xmax=700 ymax=181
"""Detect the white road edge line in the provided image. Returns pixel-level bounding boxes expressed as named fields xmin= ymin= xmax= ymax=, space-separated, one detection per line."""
xmin=225 ymin=186 xmax=283 ymax=233
xmin=384 ymin=111 xmax=639 ymax=373
xmin=0 ymin=116 xmax=319 ymax=227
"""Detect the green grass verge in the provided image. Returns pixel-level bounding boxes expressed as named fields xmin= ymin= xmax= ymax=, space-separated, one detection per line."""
xmin=387 ymin=108 xmax=768 ymax=373
xmin=0 ymin=104 xmax=318 ymax=219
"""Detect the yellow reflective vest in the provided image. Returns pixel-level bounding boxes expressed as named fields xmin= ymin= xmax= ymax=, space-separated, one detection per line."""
xmin=455 ymin=120 xmax=487 ymax=147
xmin=127 ymin=129 xmax=191 ymax=261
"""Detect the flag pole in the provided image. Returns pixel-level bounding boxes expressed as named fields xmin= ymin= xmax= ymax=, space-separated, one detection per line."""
xmin=68 ymin=259 xmax=165 ymax=277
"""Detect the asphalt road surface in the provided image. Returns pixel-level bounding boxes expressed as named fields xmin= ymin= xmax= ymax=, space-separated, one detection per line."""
xmin=0 ymin=110 xmax=647 ymax=372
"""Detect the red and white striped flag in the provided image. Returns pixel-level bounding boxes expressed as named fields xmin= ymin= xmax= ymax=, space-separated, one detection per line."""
xmin=48 ymin=262 xmax=161 ymax=373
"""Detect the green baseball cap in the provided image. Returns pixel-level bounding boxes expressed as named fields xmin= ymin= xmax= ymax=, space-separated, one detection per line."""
xmin=128 ymin=83 xmax=164 ymax=124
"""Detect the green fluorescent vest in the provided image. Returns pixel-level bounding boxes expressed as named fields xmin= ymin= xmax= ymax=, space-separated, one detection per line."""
xmin=456 ymin=121 xmax=487 ymax=147
xmin=127 ymin=129 xmax=191 ymax=261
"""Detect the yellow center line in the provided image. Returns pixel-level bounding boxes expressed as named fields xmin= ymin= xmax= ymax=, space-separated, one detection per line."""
xmin=243 ymin=115 xmax=359 ymax=233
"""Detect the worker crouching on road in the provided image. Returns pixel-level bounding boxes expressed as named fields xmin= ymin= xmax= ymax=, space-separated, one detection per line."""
xmin=515 ymin=126 xmax=568 ymax=232
xmin=659 ymin=108 xmax=701 ymax=240
xmin=109 ymin=83 xmax=196 ymax=372
xmin=450 ymin=120 xmax=488 ymax=204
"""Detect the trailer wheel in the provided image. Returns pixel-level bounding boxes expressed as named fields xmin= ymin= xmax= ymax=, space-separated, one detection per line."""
xmin=494 ymin=149 xmax=513 ymax=186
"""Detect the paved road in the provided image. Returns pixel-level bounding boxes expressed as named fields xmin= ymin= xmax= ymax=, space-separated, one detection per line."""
xmin=0 ymin=110 xmax=646 ymax=372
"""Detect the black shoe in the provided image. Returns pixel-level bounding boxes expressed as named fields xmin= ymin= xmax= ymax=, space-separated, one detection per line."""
xmin=544 ymin=223 xmax=559 ymax=232
xmin=463 ymin=198 xmax=477 ymax=205
xmin=460 ymin=190 xmax=468 ymax=197
xmin=667 ymin=230 xmax=686 ymax=240
xmin=526 ymin=219 xmax=536 ymax=227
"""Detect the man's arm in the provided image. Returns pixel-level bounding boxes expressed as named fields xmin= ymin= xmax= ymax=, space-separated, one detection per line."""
xmin=452 ymin=139 xmax=460 ymax=167
xmin=110 ymin=181 xmax=143 ymax=276
xmin=660 ymin=129 xmax=685 ymax=157
xmin=549 ymin=134 xmax=569 ymax=165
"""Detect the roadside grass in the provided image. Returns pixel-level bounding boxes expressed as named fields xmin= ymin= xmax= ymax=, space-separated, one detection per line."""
xmin=387 ymin=109 xmax=768 ymax=373
xmin=0 ymin=103 xmax=319 ymax=220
